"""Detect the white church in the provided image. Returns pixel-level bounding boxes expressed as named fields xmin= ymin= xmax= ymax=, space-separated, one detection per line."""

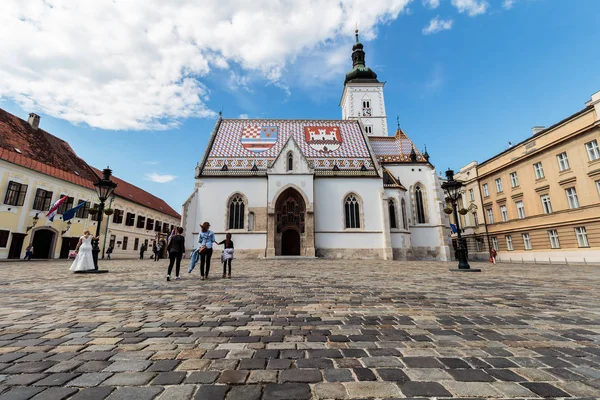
xmin=182 ymin=32 xmax=451 ymax=260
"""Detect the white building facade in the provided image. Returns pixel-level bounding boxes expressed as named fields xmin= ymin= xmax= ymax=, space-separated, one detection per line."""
xmin=182 ymin=33 xmax=451 ymax=260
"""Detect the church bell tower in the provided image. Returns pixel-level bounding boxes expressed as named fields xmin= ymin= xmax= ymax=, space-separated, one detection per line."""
xmin=340 ymin=30 xmax=388 ymax=137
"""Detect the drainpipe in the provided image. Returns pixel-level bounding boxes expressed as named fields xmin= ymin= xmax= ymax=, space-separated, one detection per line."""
xmin=101 ymin=195 xmax=115 ymax=259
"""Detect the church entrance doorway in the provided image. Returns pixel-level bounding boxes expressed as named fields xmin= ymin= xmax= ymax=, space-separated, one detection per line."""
xmin=32 ymin=228 xmax=56 ymax=259
xmin=275 ymin=188 xmax=305 ymax=256
xmin=281 ymin=229 xmax=300 ymax=255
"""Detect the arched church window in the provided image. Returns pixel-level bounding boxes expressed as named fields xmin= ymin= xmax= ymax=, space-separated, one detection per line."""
xmin=401 ymin=198 xmax=408 ymax=229
xmin=228 ymin=195 xmax=245 ymax=229
xmin=415 ymin=185 xmax=426 ymax=224
xmin=364 ymin=125 xmax=373 ymax=134
xmin=388 ymin=199 xmax=397 ymax=229
xmin=344 ymin=194 xmax=361 ymax=229
xmin=287 ymin=152 xmax=293 ymax=172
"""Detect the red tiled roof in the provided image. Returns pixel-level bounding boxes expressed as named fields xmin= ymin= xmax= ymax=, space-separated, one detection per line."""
xmin=0 ymin=107 xmax=180 ymax=220
xmin=91 ymin=167 xmax=180 ymax=220
xmin=368 ymin=129 xmax=426 ymax=163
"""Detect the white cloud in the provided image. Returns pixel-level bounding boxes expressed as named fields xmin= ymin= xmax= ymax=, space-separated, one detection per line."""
xmin=425 ymin=65 xmax=445 ymax=94
xmin=144 ymin=173 xmax=176 ymax=183
xmin=422 ymin=0 xmax=441 ymax=9
xmin=0 ymin=0 xmax=411 ymax=130
xmin=422 ymin=17 xmax=453 ymax=35
xmin=238 ymin=114 xmax=249 ymax=119
xmin=503 ymin=0 xmax=516 ymax=9
xmin=451 ymin=0 xmax=489 ymax=16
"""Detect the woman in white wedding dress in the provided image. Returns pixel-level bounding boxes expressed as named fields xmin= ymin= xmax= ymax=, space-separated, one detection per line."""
xmin=69 ymin=230 xmax=98 ymax=272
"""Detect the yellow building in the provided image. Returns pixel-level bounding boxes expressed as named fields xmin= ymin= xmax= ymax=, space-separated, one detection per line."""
xmin=466 ymin=90 xmax=600 ymax=264
xmin=0 ymin=108 xmax=180 ymax=260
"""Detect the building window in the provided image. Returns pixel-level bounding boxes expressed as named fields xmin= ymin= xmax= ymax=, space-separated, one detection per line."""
xmin=163 ymin=223 xmax=170 ymax=234
xmin=482 ymin=183 xmax=489 ymax=197
xmin=548 ymin=230 xmax=560 ymax=249
xmin=32 ymin=189 xmax=53 ymax=211
xmin=500 ymin=205 xmax=508 ymax=222
xmin=472 ymin=212 xmax=479 ymax=226
xmin=533 ymin=162 xmax=545 ymax=179
xmin=4 ymin=181 xmax=28 ymax=206
xmin=248 ymin=212 xmax=255 ymax=231
xmin=516 ymin=201 xmax=525 ymax=219
xmin=575 ymin=227 xmax=589 ymax=247
xmin=565 ymin=187 xmax=579 ymax=209
xmin=0 ymin=230 xmax=9 ymax=248
xmin=112 ymin=209 xmax=124 ymax=224
xmin=125 ymin=212 xmax=135 ymax=226
xmin=146 ymin=218 xmax=154 ymax=231
xmin=362 ymin=99 xmax=370 ymax=109
xmin=364 ymin=125 xmax=373 ymax=134
xmin=134 ymin=238 xmax=139 ymax=251
xmin=540 ymin=195 xmax=552 ymax=214
xmin=509 ymin=172 xmax=519 ymax=188
xmin=75 ymin=200 xmax=90 ymax=218
xmin=486 ymin=208 xmax=494 ymax=224
xmin=228 ymin=195 xmax=245 ymax=230
xmin=136 ymin=215 xmax=146 ymax=229
xmin=344 ymin=194 xmax=361 ymax=229
xmin=522 ymin=233 xmax=532 ymax=250
xmin=401 ymin=199 xmax=408 ymax=229
xmin=287 ymin=152 xmax=293 ymax=172
xmin=415 ymin=185 xmax=426 ymax=224
xmin=557 ymin=152 xmax=570 ymax=171
xmin=155 ymin=221 xmax=162 ymax=232
xmin=597 ymin=180 xmax=600 ymax=196
xmin=388 ymin=199 xmax=398 ymax=229
xmin=495 ymin=178 xmax=503 ymax=193
xmin=586 ymin=139 xmax=600 ymax=161
xmin=491 ymin=237 xmax=498 ymax=251
xmin=90 ymin=203 xmax=100 ymax=221
xmin=57 ymin=196 xmax=74 ymax=215
xmin=506 ymin=235 xmax=513 ymax=251
xmin=468 ymin=189 xmax=474 ymax=201
xmin=122 ymin=236 xmax=128 ymax=250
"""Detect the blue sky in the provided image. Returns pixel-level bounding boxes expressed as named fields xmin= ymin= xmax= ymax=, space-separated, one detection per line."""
xmin=1 ymin=0 xmax=599 ymax=212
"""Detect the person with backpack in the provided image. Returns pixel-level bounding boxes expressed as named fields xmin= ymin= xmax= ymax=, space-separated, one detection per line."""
xmin=166 ymin=227 xmax=185 ymax=281
xmin=218 ymin=233 xmax=234 ymax=279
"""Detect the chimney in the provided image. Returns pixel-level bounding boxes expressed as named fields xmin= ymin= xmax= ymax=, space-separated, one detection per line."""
xmin=28 ymin=113 xmax=40 ymax=130
xmin=531 ymin=126 xmax=545 ymax=136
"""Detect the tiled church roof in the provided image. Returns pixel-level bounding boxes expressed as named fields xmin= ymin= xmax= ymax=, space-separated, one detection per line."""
xmin=0 ymin=107 xmax=180 ymax=219
xmin=368 ymin=129 xmax=426 ymax=164
xmin=201 ymin=119 xmax=378 ymax=175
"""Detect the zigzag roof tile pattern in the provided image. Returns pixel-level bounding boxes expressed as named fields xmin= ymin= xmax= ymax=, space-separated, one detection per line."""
xmin=368 ymin=129 xmax=426 ymax=164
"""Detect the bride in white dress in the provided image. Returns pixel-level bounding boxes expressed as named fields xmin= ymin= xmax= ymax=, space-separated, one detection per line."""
xmin=70 ymin=230 xmax=98 ymax=272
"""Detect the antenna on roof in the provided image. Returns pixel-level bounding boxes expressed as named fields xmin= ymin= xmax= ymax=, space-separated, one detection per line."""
xmin=396 ymin=115 xmax=400 ymax=130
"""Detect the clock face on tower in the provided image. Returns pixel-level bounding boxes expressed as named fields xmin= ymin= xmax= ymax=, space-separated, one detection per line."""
xmin=362 ymin=108 xmax=372 ymax=117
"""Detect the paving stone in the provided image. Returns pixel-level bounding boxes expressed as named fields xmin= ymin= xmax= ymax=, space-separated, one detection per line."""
xmin=345 ymin=382 xmax=402 ymax=398
xmin=399 ymin=381 xmax=452 ymax=397
xmin=239 ymin=358 xmax=266 ymax=370
xmin=32 ymin=373 xmax=79 ymax=386
xmin=103 ymin=360 xmax=151 ymax=372
xmin=314 ymin=382 xmax=348 ymax=399
xmin=3 ymin=374 xmax=46 ymax=386
xmin=296 ymin=358 xmax=333 ymax=369
xmin=266 ymin=359 xmax=292 ymax=370
xmin=157 ymin=385 xmax=196 ymax=400
xmin=402 ymin=357 xmax=444 ymax=368
xmin=247 ymin=370 xmax=278 ymax=383
xmin=101 ymin=372 xmax=156 ymax=386
xmin=353 ymin=368 xmax=377 ymax=381
xmin=439 ymin=357 xmax=472 ymax=369
xmin=186 ymin=371 xmax=220 ymax=384
xmin=30 ymin=387 xmax=78 ymax=400
xmin=227 ymin=385 xmax=262 ymax=400
xmin=376 ymin=368 xmax=410 ymax=382
xmin=442 ymin=381 xmax=502 ymax=397
xmin=0 ymin=387 xmax=44 ymax=400
xmin=69 ymin=387 xmax=115 ymax=400
xmin=405 ymin=368 xmax=453 ymax=381
xmin=66 ymin=372 xmax=112 ymax=387
xmin=484 ymin=368 xmax=526 ymax=382
xmin=2 ymin=362 xmax=56 ymax=374
xmin=280 ymin=369 xmax=322 ymax=383
xmin=151 ymin=371 xmax=186 ymax=385
xmin=361 ymin=357 xmax=403 ymax=368
xmin=76 ymin=361 xmax=112 ymax=372
xmin=263 ymin=383 xmax=311 ymax=400
xmin=147 ymin=360 xmax=180 ymax=372
xmin=106 ymin=386 xmax=163 ymax=400
xmin=217 ymin=370 xmax=248 ymax=384
xmin=194 ymin=384 xmax=230 ymax=400
xmin=447 ymin=368 xmax=495 ymax=382
xmin=323 ymin=369 xmax=354 ymax=382
xmin=520 ymin=382 xmax=571 ymax=398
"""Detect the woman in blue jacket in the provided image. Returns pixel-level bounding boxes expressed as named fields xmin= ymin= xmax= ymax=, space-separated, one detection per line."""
xmin=198 ymin=221 xmax=215 ymax=279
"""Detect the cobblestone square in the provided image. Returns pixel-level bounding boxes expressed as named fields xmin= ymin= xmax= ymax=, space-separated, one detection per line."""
xmin=0 ymin=259 xmax=599 ymax=399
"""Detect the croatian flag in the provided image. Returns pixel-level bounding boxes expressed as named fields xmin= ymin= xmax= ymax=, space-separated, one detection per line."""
xmin=167 ymin=227 xmax=176 ymax=243
xmin=47 ymin=196 xmax=68 ymax=222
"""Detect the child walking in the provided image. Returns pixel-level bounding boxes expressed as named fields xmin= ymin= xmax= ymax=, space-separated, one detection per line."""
xmin=219 ymin=233 xmax=234 ymax=279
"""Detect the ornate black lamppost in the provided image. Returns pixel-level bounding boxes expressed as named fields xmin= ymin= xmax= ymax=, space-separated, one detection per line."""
xmin=441 ymin=169 xmax=481 ymax=272
xmin=90 ymin=167 xmax=117 ymax=273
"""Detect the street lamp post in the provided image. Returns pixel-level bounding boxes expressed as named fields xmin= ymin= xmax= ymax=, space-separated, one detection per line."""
xmin=90 ymin=167 xmax=117 ymax=272
xmin=441 ymin=169 xmax=481 ymax=272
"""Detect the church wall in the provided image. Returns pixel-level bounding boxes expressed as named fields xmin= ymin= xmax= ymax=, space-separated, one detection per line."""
xmin=267 ymin=175 xmax=314 ymax=207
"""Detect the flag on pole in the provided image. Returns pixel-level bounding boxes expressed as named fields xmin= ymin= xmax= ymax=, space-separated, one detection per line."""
xmin=449 ymin=223 xmax=458 ymax=234
xmin=62 ymin=202 xmax=86 ymax=222
xmin=46 ymin=196 xmax=68 ymax=222
xmin=167 ymin=227 xmax=176 ymax=243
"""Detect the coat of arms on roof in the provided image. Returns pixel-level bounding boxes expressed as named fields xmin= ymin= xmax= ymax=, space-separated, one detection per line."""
xmin=304 ymin=126 xmax=342 ymax=152
xmin=241 ymin=125 xmax=278 ymax=153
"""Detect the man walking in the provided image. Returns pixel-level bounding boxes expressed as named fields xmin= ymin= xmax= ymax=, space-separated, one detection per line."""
xmin=139 ymin=243 xmax=146 ymax=260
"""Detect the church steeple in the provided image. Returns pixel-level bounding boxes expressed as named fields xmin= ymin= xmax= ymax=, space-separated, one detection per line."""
xmin=344 ymin=30 xmax=378 ymax=85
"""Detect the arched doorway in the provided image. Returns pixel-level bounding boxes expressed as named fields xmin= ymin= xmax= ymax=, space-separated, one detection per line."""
xmin=275 ymin=188 xmax=305 ymax=256
xmin=32 ymin=229 xmax=56 ymax=259
xmin=281 ymin=229 xmax=300 ymax=255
